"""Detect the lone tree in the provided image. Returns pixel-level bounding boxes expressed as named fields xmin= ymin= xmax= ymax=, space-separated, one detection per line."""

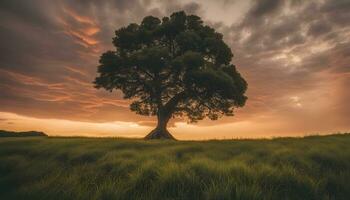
xmin=94 ymin=11 xmax=247 ymax=139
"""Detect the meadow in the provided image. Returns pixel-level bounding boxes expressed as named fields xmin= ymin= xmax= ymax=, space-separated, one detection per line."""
xmin=0 ymin=134 xmax=349 ymax=200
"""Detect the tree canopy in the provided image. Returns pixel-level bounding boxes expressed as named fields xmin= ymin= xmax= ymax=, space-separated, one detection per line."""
xmin=94 ymin=11 xmax=247 ymax=139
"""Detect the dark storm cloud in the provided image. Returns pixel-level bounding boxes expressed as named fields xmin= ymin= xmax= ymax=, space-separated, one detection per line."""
xmin=307 ymin=20 xmax=333 ymax=38
xmin=0 ymin=0 xmax=59 ymax=29
xmin=321 ymin=0 xmax=350 ymax=26
xmin=228 ymin=0 xmax=349 ymax=68
xmin=205 ymin=0 xmax=350 ymax=128
xmin=249 ymin=0 xmax=285 ymax=17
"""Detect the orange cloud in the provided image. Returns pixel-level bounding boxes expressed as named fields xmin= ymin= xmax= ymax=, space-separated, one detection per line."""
xmin=61 ymin=6 xmax=96 ymax=26
xmin=58 ymin=5 xmax=101 ymax=52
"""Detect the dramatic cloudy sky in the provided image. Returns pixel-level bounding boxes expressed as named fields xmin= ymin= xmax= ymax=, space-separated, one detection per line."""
xmin=0 ymin=0 xmax=349 ymax=139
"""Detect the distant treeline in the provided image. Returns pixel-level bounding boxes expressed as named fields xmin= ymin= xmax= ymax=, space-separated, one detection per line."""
xmin=0 ymin=130 xmax=47 ymax=137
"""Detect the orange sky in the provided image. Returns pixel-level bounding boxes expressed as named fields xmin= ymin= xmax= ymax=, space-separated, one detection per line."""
xmin=0 ymin=0 xmax=349 ymax=139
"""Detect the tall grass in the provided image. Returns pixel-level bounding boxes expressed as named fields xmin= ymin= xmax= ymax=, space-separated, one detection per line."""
xmin=0 ymin=134 xmax=349 ymax=199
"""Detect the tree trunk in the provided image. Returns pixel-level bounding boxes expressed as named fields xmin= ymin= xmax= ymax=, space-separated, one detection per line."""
xmin=144 ymin=112 xmax=175 ymax=140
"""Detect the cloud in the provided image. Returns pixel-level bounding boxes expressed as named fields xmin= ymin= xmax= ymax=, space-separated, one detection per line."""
xmin=210 ymin=0 xmax=350 ymax=129
xmin=0 ymin=0 xmax=349 ymax=137
xmin=249 ymin=0 xmax=285 ymax=17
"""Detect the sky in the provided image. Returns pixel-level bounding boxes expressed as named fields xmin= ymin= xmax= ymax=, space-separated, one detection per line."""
xmin=0 ymin=0 xmax=349 ymax=140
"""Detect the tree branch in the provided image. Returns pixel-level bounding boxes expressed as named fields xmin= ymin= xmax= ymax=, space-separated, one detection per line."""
xmin=163 ymin=90 xmax=188 ymax=113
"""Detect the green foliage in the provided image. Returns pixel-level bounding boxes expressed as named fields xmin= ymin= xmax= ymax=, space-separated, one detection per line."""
xmin=1 ymin=134 xmax=350 ymax=199
xmin=94 ymin=11 xmax=247 ymax=124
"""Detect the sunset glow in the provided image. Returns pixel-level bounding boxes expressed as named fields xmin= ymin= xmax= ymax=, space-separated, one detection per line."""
xmin=0 ymin=0 xmax=349 ymax=139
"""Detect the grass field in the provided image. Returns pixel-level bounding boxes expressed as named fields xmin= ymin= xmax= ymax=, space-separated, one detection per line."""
xmin=0 ymin=134 xmax=349 ymax=200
